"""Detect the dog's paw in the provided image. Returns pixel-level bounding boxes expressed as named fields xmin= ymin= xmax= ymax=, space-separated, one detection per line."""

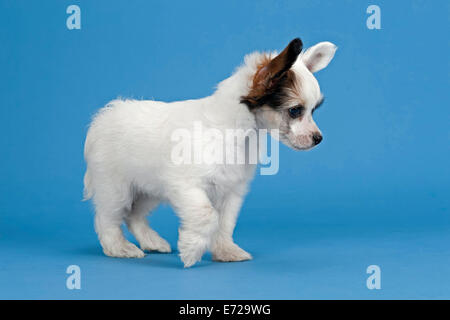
xmin=212 ymin=242 xmax=252 ymax=262
xmin=103 ymin=241 xmax=145 ymax=258
xmin=179 ymin=248 xmax=204 ymax=268
xmin=178 ymin=238 xmax=207 ymax=268
xmin=140 ymin=232 xmax=172 ymax=253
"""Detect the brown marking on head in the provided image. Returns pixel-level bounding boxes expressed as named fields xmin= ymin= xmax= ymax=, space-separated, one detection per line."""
xmin=241 ymin=38 xmax=303 ymax=110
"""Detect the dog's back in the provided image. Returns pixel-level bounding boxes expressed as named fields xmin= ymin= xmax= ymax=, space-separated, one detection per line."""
xmin=84 ymin=99 xmax=171 ymax=200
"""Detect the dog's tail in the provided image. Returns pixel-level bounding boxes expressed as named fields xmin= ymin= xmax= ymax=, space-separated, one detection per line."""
xmin=83 ymin=169 xmax=94 ymax=201
xmin=83 ymin=115 xmax=95 ymax=201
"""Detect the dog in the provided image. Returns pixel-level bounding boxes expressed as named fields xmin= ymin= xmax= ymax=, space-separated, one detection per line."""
xmin=83 ymin=38 xmax=337 ymax=267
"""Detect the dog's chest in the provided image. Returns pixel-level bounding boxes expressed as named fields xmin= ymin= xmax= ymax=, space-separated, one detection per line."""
xmin=207 ymin=162 xmax=256 ymax=193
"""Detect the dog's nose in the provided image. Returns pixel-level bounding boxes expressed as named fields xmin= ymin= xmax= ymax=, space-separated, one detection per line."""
xmin=312 ymin=133 xmax=323 ymax=145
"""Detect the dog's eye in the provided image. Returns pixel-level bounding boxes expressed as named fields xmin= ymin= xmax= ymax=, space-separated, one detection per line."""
xmin=288 ymin=106 xmax=305 ymax=119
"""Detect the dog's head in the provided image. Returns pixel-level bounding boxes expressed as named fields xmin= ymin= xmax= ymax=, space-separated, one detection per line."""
xmin=241 ymin=38 xmax=337 ymax=150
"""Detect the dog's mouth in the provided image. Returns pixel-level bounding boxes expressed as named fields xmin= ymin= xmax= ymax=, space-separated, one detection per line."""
xmin=292 ymin=145 xmax=315 ymax=151
xmin=282 ymin=137 xmax=315 ymax=151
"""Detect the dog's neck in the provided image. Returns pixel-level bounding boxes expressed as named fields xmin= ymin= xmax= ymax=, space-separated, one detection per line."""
xmin=208 ymin=52 xmax=268 ymax=131
xmin=213 ymin=52 xmax=265 ymax=104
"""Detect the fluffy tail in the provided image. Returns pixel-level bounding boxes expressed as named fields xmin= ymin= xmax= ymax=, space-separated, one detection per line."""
xmin=83 ymin=169 xmax=94 ymax=201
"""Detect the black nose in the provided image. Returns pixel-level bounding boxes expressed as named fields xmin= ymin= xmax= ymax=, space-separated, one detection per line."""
xmin=312 ymin=133 xmax=323 ymax=145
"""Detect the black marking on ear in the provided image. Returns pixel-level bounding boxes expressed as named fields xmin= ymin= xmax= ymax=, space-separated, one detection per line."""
xmin=241 ymin=69 xmax=297 ymax=110
xmin=271 ymin=38 xmax=303 ymax=80
xmin=240 ymin=38 xmax=303 ymax=110
xmin=283 ymin=38 xmax=303 ymax=71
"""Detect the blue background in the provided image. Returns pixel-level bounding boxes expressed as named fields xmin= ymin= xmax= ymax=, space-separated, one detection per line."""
xmin=0 ymin=0 xmax=449 ymax=299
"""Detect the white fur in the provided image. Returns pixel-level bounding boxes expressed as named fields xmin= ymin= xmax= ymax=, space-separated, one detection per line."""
xmin=301 ymin=41 xmax=337 ymax=73
xmin=84 ymin=41 xmax=336 ymax=267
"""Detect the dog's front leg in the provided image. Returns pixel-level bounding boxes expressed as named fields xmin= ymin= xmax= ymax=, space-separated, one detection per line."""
xmin=170 ymin=187 xmax=219 ymax=268
xmin=211 ymin=191 xmax=252 ymax=262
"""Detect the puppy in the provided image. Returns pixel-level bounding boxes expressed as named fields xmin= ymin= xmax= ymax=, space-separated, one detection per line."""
xmin=83 ymin=38 xmax=337 ymax=267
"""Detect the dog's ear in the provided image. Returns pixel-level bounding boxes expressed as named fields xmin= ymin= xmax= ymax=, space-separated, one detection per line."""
xmin=301 ymin=42 xmax=337 ymax=73
xmin=242 ymin=38 xmax=302 ymax=108
xmin=253 ymin=38 xmax=303 ymax=91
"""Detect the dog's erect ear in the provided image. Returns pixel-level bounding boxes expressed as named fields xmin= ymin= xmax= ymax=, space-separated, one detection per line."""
xmin=253 ymin=38 xmax=303 ymax=90
xmin=242 ymin=38 xmax=302 ymax=108
xmin=301 ymin=42 xmax=337 ymax=73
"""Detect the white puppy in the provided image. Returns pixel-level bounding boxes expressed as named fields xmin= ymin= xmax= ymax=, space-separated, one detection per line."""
xmin=84 ymin=38 xmax=337 ymax=267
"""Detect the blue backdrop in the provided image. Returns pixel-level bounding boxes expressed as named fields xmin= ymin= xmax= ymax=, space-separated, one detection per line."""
xmin=0 ymin=0 xmax=449 ymax=299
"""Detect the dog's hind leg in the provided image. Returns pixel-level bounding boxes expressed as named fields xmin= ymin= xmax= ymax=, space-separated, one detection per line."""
xmin=93 ymin=185 xmax=145 ymax=258
xmin=125 ymin=195 xmax=171 ymax=253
